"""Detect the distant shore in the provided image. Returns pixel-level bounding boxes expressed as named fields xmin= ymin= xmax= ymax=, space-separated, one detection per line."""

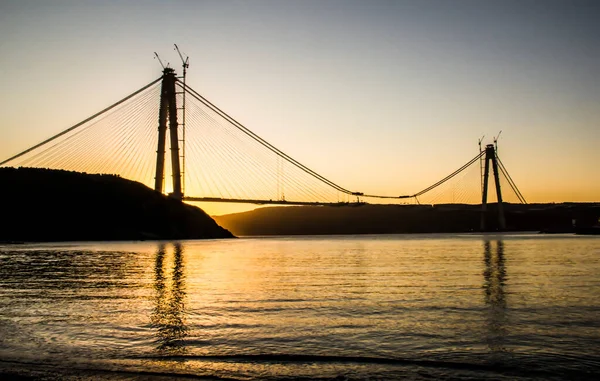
xmin=214 ymin=203 xmax=600 ymax=236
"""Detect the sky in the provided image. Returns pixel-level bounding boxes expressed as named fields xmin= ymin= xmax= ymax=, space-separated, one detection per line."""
xmin=0 ymin=0 xmax=598 ymax=215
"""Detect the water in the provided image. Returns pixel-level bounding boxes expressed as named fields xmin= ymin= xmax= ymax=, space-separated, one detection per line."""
xmin=0 ymin=234 xmax=599 ymax=380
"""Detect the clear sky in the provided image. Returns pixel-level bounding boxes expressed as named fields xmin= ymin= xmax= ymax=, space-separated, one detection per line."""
xmin=1 ymin=0 xmax=598 ymax=215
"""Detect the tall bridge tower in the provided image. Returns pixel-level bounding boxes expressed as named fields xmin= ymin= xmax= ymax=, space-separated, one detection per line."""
xmin=480 ymin=144 xmax=506 ymax=231
xmin=154 ymin=68 xmax=183 ymax=200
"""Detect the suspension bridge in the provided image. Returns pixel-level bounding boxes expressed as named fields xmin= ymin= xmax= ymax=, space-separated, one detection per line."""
xmin=0 ymin=65 xmax=526 ymax=229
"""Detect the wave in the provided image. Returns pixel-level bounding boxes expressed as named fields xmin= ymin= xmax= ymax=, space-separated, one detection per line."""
xmin=133 ymin=352 xmax=591 ymax=378
xmin=3 ymin=353 xmax=600 ymax=381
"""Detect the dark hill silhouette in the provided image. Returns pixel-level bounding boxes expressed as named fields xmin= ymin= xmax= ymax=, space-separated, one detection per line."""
xmin=213 ymin=203 xmax=600 ymax=236
xmin=0 ymin=167 xmax=233 ymax=242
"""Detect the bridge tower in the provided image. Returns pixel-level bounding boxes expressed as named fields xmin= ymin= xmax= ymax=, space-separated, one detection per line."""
xmin=480 ymin=144 xmax=506 ymax=231
xmin=154 ymin=68 xmax=183 ymax=200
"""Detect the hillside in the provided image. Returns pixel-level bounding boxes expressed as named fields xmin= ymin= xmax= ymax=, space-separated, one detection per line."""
xmin=213 ymin=203 xmax=600 ymax=236
xmin=0 ymin=167 xmax=234 ymax=242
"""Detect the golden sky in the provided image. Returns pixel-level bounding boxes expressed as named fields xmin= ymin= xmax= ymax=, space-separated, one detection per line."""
xmin=1 ymin=1 xmax=598 ymax=215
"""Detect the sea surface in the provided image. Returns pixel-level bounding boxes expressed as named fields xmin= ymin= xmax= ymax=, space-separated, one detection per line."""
xmin=0 ymin=234 xmax=599 ymax=380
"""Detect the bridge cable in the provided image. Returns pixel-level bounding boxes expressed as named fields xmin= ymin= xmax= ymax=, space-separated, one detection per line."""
xmin=496 ymin=164 xmax=520 ymax=203
xmin=15 ymin=83 xmax=157 ymax=171
xmin=186 ymin=97 xmax=284 ymax=199
xmin=496 ymin=156 xmax=527 ymax=204
xmin=179 ymin=80 xmax=408 ymax=200
xmin=0 ymin=76 xmax=163 ymax=167
xmin=179 ymin=81 xmax=352 ymax=194
xmin=411 ymin=151 xmax=485 ymax=197
xmin=184 ymin=95 xmax=351 ymax=202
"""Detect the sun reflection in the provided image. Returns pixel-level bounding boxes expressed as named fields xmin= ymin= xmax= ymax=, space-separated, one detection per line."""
xmin=483 ymin=240 xmax=510 ymax=360
xmin=151 ymin=242 xmax=188 ymax=352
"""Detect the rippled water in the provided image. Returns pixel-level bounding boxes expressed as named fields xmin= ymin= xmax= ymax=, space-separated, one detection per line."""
xmin=0 ymin=234 xmax=599 ymax=380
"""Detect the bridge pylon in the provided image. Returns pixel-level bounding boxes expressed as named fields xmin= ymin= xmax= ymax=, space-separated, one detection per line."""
xmin=480 ymin=144 xmax=506 ymax=231
xmin=154 ymin=68 xmax=183 ymax=200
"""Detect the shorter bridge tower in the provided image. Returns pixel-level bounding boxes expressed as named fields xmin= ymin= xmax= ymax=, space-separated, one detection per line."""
xmin=480 ymin=144 xmax=506 ymax=231
xmin=154 ymin=68 xmax=183 ymax=200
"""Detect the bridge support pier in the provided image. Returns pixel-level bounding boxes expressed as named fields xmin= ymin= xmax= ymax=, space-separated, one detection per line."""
xmin=480 ymin=144 xmax=506 ymax=231
xmin=154 ymin=68 xmax=183 ymax=200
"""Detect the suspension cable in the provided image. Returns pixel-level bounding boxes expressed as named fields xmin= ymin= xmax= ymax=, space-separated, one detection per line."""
xmin=496 ymin=156 xmax=527 ymax=203
xmin=411 ymin=151 xmax=484 ymax=197
xmin=0 ymin=77 xmax=163 ymax=166
xmin=179 ymin=80 xmax=413 ymax=200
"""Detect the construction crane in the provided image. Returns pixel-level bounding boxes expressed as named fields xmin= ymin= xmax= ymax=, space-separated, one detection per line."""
xmin=493 ymin=130 xmax=502 ymax=154
xmin=173 ymin=44 xmax=189 ymax=194
xmin=153 ymin=52 xmax=169 ymax=70
xmin=174 ymin=44 xmax=189 ymax=75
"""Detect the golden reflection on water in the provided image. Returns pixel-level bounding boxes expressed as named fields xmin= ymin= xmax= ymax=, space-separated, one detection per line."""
xmin=483 ymin=240 xmax=508 ymax=358
xmin=144 ymin=239 xmax=514 ymax=357
xmin=152 ymin=242 xmax=188 ymax=352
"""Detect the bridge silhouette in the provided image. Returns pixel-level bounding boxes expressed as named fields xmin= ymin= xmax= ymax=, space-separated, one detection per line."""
xmin=0 ymin=67 xmax=525 ymax=228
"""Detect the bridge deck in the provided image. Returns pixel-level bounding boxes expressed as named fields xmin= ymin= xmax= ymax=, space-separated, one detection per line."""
xmin=183 ymin=196 xmax=365 ymax=206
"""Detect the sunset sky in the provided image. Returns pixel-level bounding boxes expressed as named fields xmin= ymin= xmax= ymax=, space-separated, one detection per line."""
xmin=0 ymin=0 xmax=598 ymax=215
